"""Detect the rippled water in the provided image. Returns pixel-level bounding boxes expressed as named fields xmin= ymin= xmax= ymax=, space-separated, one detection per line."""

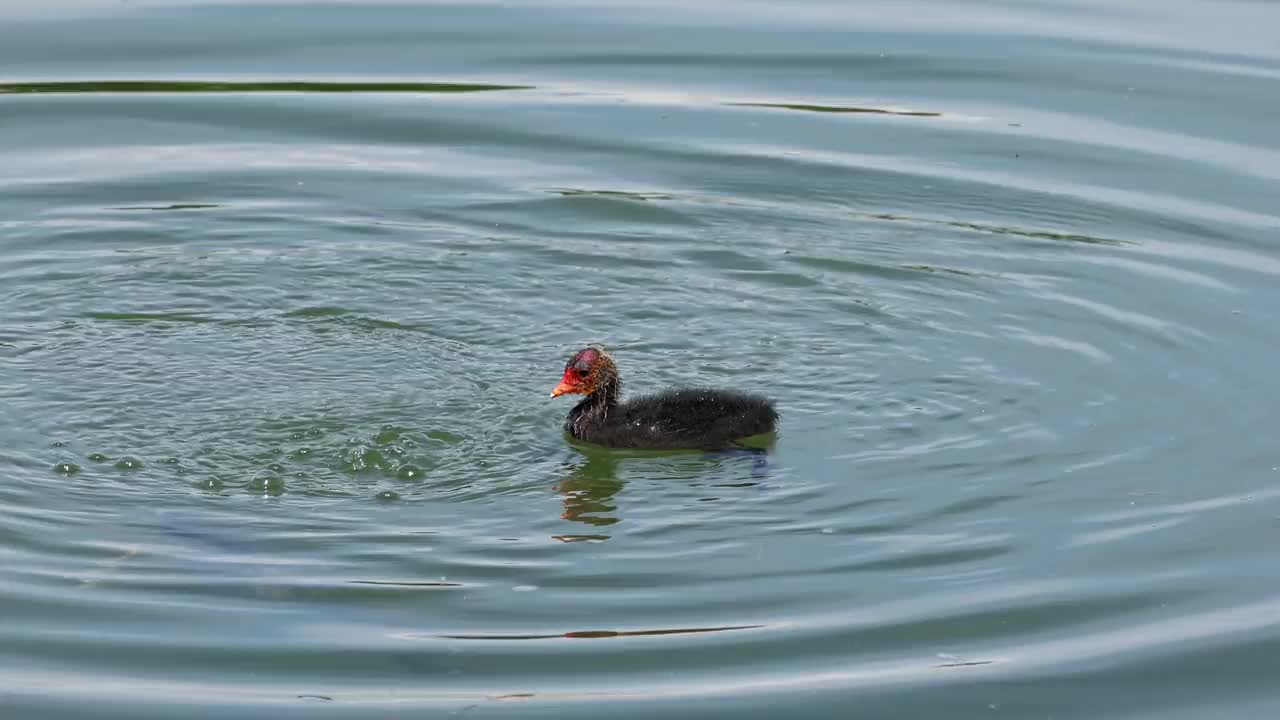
xmin=4 ymin=1 xmax=1280 ymax=717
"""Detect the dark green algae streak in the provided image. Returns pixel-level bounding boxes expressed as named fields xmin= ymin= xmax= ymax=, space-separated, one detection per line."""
xmin=0 ymin=80 xmax=533 ymax=94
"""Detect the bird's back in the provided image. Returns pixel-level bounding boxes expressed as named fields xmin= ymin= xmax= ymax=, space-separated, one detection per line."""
xmin=587 ymin=387 xmax=777 ymax=449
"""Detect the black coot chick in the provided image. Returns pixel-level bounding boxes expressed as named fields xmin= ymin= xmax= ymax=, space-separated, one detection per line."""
xmin=550 ymin=347 xmax=778 ymax=449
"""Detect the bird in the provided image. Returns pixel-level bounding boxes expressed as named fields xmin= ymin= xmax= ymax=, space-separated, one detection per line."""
xmin=550 ymin=347 xmax=778 ymax=449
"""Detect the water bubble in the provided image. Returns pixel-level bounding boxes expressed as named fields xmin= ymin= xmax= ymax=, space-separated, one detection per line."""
xmin=114 ymin=457 xmax=144 ymax=471
xmin=376 ymin=490 xmax=400 ymax=502
xmin=198 ymin=476 xmax=225 ymax=491
xmin=88 ymin=452 xmax=110 ymax=463
xmin=50 ymin=440 xmax=66 ymax=448
xmin=375 ymin=426 xmax=401 ymax=445
xmin=53 ymin=462 xmax=82 ymax=476
xmin=291 ymin=447 xmax=313 ymax=460
xmin=162 ymin=457 xmax=181 ymax=465
xmin=267 ymin=463 xmax=285 ymax=474
xmin=249 ymin=471 xmax=286 ymax=496
xmin=396 ymin=464 xmax=424 ymax=481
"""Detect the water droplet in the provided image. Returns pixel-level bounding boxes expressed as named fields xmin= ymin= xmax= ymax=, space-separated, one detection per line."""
xmin=376 ymin=490 xmax=400 ymax=502
xmin=162 ymin=457 xmax=180 ymax=465
xmin=396 ymin=464 xmax=424 ymax=481
xmin=291 ymin=447 xmax=312 ymax=459
xmin=343 ymin=446 xmax=388 ymax=473
xmin=114 ymin=457 xmax=144 ymax=470
xmin=53 ymin=462 xmax=82 ymax=476
xmin=267 ymin=463 xmax=285 ymax=474
xmin=198 ymin=476 xmax=224 ymax=491
xmin=88 ymin=452 xmax=110 ymax=463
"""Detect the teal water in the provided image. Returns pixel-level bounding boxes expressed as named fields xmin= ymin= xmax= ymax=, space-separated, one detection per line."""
xmin=3 ymin=1 xmax=1280 ymax=717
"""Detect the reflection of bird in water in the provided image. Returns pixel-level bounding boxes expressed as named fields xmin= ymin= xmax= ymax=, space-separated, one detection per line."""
xmin=555 ymin=450 xmax=623 ymax=532
xmin=553 ymin=444 xmax=775 ymax=542
xmin=720 ymin=447 xmax=772 ymax=479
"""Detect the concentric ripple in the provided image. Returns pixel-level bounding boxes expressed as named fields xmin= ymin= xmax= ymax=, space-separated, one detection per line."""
xmin=3 ymin=1 xmax=1280 ymax=718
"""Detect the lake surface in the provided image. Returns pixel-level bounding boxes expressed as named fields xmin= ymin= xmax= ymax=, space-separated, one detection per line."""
xmin=3 ymin=1 xmax=1280 ymax=717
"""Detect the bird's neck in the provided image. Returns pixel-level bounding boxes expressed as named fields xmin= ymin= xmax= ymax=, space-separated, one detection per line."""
xmin=569 ymin=374 xmax=621 ymax=429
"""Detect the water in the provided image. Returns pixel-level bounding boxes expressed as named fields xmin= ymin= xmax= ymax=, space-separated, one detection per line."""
xmin=3 ymin=1 xmax=1280 ymax=717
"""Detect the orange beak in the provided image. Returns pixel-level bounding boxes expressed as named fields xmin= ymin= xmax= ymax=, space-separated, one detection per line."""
xmin=551 ymin=370 xmax=588 ymax=398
